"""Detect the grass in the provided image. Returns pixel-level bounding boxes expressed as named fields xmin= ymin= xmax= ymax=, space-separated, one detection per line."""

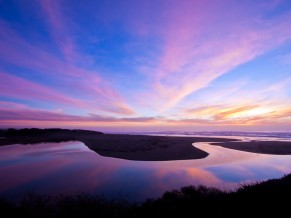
xmin=1 ymin=174 xmax=291 ymax=218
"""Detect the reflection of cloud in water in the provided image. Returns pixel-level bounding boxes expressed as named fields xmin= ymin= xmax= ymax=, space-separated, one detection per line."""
xmin=197 ymin=142 xmax=291 ymax=186
xmin=152 ymin=167 xmax=226 ymax=194
xmin=0 ymin=142 xmax=124 ymax=199
xmin=193 ymin=142 xmax=259 ymax=165
xmin=1 ymin=141 xmax=291 ymax=202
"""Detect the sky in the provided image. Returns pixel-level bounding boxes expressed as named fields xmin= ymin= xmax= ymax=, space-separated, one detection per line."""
xmin=0 ymin=0 xmax=291 ymax=132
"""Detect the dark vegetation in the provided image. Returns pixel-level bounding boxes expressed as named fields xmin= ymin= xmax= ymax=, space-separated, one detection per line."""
xmin=1 ymin=174 xmax=291 ymax=218
xmin=0 ymin=128 xmax=103 ymax=145
xmin=2 ymin=128 xmax=103 ymax=137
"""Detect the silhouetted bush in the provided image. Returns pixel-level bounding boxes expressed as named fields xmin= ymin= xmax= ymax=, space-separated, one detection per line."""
xmin=1 ymin=174 xmax=291 ymax=218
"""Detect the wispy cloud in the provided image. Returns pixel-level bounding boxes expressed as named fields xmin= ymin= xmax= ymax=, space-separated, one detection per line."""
xmin=1 ymin=107 xmax=153 ymax=123
xmin=0 ymin=0 xmax=290 ymax=130
xmin=0 ymin=103 xmax=290 ymax=128
xmin=180 ymin=102 xmax=291 ymax=126
xmin=0 ymin=101 xmax=28 ymax=109
xmin=213 ymin=105 xmax=260 ymax=120
xmin=0 ymin=19 xmax=135 ymax=116
xmin=135 ymin=0 xmax=291 ymax=112
xmin=0 ymin=71 xmax=83 ymax=106
xmin=38 ymin=0 xmax=77 ymax=63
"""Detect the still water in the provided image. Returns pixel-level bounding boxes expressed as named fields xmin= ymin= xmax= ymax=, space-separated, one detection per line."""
xmin=0 ymin=138 xmax=291 ymax=202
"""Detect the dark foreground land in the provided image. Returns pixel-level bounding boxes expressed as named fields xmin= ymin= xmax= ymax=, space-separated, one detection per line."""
xmin=1 ymin=174 xmax=291 ymax=218
xmin=1 ymin=128 xmax=291 ymax=217
xmin=1 ymin=128 xmax=291 ymax=161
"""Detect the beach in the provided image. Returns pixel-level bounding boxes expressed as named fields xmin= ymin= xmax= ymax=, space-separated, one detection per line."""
xmin=1 ymin=128 xmax=291 ymax=161
xmin=1 ymin=128 xmax=291 ymax=217
xmin=0 ymin=128 xmax=233 ymax=161
xmin=211 ymin=140 xmax=291 ymax=155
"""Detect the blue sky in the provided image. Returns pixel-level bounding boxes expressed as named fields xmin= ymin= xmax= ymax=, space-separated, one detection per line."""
xmin=0 ymin=0 xmax=291 ymax=131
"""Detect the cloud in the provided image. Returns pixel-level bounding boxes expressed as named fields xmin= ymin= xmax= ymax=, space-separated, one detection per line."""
xmin=0 ymin=107 xmax=153 ymax=123
xmin=38 ymin=0 xmax=77 ymax=63
xmin=135 ymin=0 xmax=291 ymax=112
xmin=0 ymin=101 xmax=28 ymax=109
xmin=0 ymin=71 xmax=84 ymax=106
xmin=184 ymin=105 xmax=225 ymax=117
xmin=0 ymin=19 xmax=135 ymax=116
xmin=180 ymin=102 xmax=291 ymax=126
xmin=0 ymin=0 xmax=291 ymax=130
xmin=0 ymin=103 xmax=290 ymax=128
xmin=213 ymin=105 xmax=260 ymax=120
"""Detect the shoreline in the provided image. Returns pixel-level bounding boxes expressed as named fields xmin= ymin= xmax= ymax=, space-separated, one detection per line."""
xmin=211 ymin=141 xmax=291 ymax=155
xmin=1 ymin=128 xmax=291 ymax=161
xmin=0 ymin=128 xmax=236 ymax=161
xmin=1 ymin=128 xmax=291 ymax=217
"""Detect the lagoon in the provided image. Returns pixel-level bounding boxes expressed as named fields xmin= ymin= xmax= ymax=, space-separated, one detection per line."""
xmin=1 ymin=139 xmax=291 ymax=202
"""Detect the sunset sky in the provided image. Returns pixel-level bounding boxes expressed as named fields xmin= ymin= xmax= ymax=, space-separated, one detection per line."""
xmin=0 ymin=0 xmax=291 ymax=131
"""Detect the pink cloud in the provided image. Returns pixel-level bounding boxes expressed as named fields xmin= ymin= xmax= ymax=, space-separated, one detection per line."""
xmin=0 ymin=109 xmax=87 ymax=122
xmin=136 ymin=0 xmax=291 ymax=112
xmin=0 ymin=20 xmax=135 ymax=116
xmin=0 ymin=101 xmax=28 ymax=109
xmin=0 ymin=103 xmax=290 ymax=128
xmin=38 ymin=0 xmax=77 ymax=63
xmin=1 ymin=0 xmax=290 ymax=126
xmin=0 ymin=107 xmax=152 ymax=123
xmin=0 ymin=71 xmax=85 ymax=107
xmin=0 ymin=157 xmax=73 ymax=193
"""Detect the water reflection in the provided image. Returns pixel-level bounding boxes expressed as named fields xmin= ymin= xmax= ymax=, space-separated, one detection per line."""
xmin=0 ymin=140 xmax=291 ymax=202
